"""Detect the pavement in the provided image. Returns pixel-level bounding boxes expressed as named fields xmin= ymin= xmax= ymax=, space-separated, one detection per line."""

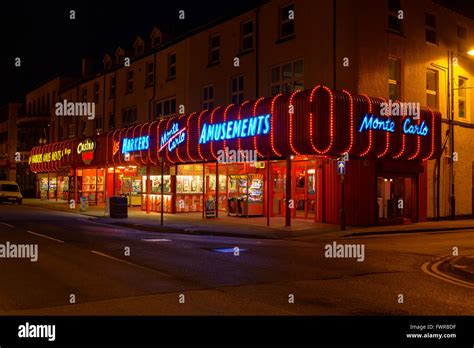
xmin=22 ymin=198 xmax=474 ymax=240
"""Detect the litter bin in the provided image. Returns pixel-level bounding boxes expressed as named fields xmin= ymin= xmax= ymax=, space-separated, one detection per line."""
xmin=109 ymin=196 xmax=128 ymax=218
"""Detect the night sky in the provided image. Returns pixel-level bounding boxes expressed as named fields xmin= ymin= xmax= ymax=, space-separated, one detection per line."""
xmin=1 ymin=0 xmax=474 ymax=107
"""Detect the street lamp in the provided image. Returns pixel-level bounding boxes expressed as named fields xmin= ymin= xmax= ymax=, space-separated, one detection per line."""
xmin=467 ymin=49 xmax=474 ymax=56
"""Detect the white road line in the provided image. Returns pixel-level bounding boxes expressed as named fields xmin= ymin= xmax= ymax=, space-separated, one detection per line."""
xmin=0 ymin=222 xmax=14 ymax=228
xmin=90 ymin=250 xmax=170 ymax=277
xmin=141 ymin=238 xmax=172 ymax=242
xmin=27 ymin=230 xmax=64 ymax=243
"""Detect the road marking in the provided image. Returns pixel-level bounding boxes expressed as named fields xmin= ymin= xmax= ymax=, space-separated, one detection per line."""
xmin=90 ymin=250 xmax=170 ymax=277
xmin=27 ymin=230 xmax=64 ymax=243
xmin=422 ymin=257 xmax=474 ymax=289
xmin=142 ymin=238 xmax=172 ymax=242
xmin=0 ymin=222 xmax=14 ymax=228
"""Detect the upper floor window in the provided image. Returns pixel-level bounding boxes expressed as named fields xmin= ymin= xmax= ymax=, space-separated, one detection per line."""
xmin=95 ymin=115 xmax=103 ymax=134
xmin=426 ymin=69 xmax=438 ymax=109
xmin=93 ymin=82 xmax=100 ymax=103
xmin=241 ymin=20 xmax=254 ymax=52
xmin=270 ymin=59 xmax=303 ymax=96
xmin=135 ymin=44 xmax=144 ymax=56
xmin=202 ymin=85 xmax=214 ymax=110
xmin=126 ymin=70 xmax=134 ymax=93
xmin=152 ymin=36 xmax=161 ymax=48
xmin=155 ymin=97 xmax=176 ymax=119
xmin=146 ymin=62 xmax=154 ymax=86
xmin=231 ymin=76 xmax=244 ymax=105
xmin=458 ymin=77 xmax=467 ymax=118
xmin=388 ymin=57 xmax=401 ymax=100
xmin=68 ymin=123 xmax=76 ymax=139
xmin=108 ymin=113 xmax=115 ymax=130
xmin=109 ymin=76 xmax=116 ymax=98
xmin=425 ymin=13 xmax=437 ymax=45
xmin=209 ymin=34 xmax=220 ymax=64
xmin=122 ymin=107 xmax=137 ymax=125
xmin=168 ymin=53 xmax=176 ymax=79
xmin=388 ymin=0 xmax=402 ymax=34
xmin=280 ymin=3 xmax=295 ymax=39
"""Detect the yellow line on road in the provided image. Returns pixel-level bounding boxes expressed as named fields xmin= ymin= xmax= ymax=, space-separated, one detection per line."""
xmin=422 ymin=258 xmax=474 ymax=289
xmin=90 ymin=250 xmax=171 ymax=277
xmin=27 ymin=230 xmax=64 ymax=243
xmin=0 ymin=222 xmax=14 ymax=228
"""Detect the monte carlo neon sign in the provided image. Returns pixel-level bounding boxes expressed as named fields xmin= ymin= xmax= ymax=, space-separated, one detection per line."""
xmin=199 ymin=114 xmax=271 ymax=145
xmin=358 ymin=114 xmax=429 ymax=136
xmin=160 ymin=123 xmax=186 ymax=152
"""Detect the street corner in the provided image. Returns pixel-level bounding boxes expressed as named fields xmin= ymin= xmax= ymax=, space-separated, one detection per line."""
xmin=448 ymin=254 xmax=474 ymax=282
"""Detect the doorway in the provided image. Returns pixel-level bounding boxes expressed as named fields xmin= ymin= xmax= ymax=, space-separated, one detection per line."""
xmin=377 ymin=175 xmax=414 ymax=224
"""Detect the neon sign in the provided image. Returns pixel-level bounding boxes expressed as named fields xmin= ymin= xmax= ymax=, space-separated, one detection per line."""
xmin=122 ymin=136 xmax=150 ymax=154
xmin=77 ymin=139 xmax=96 ymax=165
xmin=199 ymin=114 xmax=271 ymax=145
xmin=160 ymin=123 xmax=186 ymax=152
xmin=29 ymin=148 xmax=72 ymax=164
xmin=358 ymin=114 xmax=428 ymax=136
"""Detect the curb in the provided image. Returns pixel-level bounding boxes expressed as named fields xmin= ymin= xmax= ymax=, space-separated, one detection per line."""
xmin=93 ymin=220 xmax=279 ymax=240
xmin=343 ymin=226 xmax=474 ymax=237
xmin=447 ymin=255 xmax=474 ymax=282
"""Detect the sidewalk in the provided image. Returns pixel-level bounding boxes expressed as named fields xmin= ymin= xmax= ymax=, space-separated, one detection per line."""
xmin=23 ymin=198 xmax=474 ymax=240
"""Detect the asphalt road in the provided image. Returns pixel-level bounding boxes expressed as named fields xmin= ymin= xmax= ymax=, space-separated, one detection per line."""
xmin=0 ymin=203 xmax=472 ymax=315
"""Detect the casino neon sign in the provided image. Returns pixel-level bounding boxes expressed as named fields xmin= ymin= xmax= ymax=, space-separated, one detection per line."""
xmin=122 ymin=135 xmax=150 ymax=154
xmin=160 ymin=123 xmax=186 ymax=152
xmin=199 ymin=114 xmax=271 ymax=145
xmin=358 ymin=114 xmax=429 ymax=136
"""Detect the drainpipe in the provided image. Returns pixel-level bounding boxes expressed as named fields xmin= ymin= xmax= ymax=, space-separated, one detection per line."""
xmin=148 ymin=52 xmax=157 ymax=122
xmin=255 ymin=7 xmax=260 ymax=98
xmin=449 ymin=50 xmax=456 ymax=220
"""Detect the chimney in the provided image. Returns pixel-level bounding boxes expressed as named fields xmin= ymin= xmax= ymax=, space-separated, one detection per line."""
xmin=81 ymin=57 xmax=91 ymax=77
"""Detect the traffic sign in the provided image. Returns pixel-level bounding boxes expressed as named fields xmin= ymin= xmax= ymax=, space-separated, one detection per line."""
xmin=337 ymin=161 xmax=345 ymax=175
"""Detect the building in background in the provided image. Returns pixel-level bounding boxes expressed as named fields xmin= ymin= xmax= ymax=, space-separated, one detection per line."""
xmin=0 ymin=103 xmax=20 ymax=182
xmin=21 ymin=0 xmax=474 ymax=222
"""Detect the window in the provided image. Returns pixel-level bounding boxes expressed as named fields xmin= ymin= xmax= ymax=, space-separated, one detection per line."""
xmin=81 ymin=88 xmax=87 ymax=102
xmin=458 ymin=77 xmax=467 ymax=118
xmin=270 ymin=59 xmax=304 ymax=96
xmin=152 ymin=36 xmax=161 ymax=48
xmin=154 ymin=98 xmax=176 ymax=118
xmin=68 ymin=124 xmax=76 ymax=139
xmin=109 ymin=76 xmax=116 ymax=98
xmin=93 ymin=82 xmax=100 ymax=103
xmin=95 ymin=116 xmax=103 ymax=134
xmin=168 ymin=53 xmax=176 ymax=79
xmin=388 ymin=57 xmax=401 ymax=100
xmin=241 ymin=20 xmax=254 ymax=52
xmin=146 ymin=62 xmax=154 ymax=86
xmin=280 ymin=3 xmax=295 ymax=39
xmin=209 ymin=34 xmax=220 ymax=64
xmin=231 ymin=76 xmax=244 ymax=104
xmin=388 ymin=0 xmax=402 ymax=33
xmin=122 ymin=107 xmax=137 ymax=125
xmin=135 ymin=44 xmax=144 ymax=56
xmin=108 ymin=113 xmax=115 ymax=130
xmin=202 ymin=85 xmax=214 ymax=110
xmin=126 ymin=70 xmax=134 ymax=93
xmin=425 ymin=13 xmax=437 ymax=45
xmin=426 ymin=69 xmax=438 ymax=109
xmin=457 ymin=25 xmax=467 ymax=53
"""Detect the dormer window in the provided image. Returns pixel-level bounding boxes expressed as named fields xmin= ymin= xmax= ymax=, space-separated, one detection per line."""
xmin=152 ymin=36 xmax=161 ymax=48
xmin=135 ymin=44 xmax=144 ymax=56
xmin=134 ymin=37 xmax=145 ymax=57
xmin=115 ymin=47 xmax=125 ymax=65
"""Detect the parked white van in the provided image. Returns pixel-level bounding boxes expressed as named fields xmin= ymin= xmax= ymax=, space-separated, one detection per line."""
xmin=0 ymin=181 xmax=22 ymax=205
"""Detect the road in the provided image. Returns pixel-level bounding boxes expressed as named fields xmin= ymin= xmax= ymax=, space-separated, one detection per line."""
xmin=0 ymin=203 xmax=472 ymax=315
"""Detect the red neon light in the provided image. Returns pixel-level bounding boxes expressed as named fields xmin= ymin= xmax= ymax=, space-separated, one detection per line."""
xmin=408 ymin=113 xmax=422 ymax=160
xmin=175 ymin=114 xmax=186 ymax=163
xmin=209 ymin=106 xmax=221 ymax=160
xmin=252 ymin=97 xmax=265 ymax=157
xmin=341 ymin=89 xmax=354 ymax=154
xmin=139 ymin=123 xmax=148 ymax=165
xmin=160 ymin=126 xmax=187 ymax=153
xmin=308 ymin=86 xmax=334 ymax=154
xmin=422 ymin=108 xmax=436 ymax=161
xmin=289 ymin=90 xmax=302 ymax=155
xmin=148 ymin=121 xmax=158 ymax=165
xmin=270 ymin=93 xmax=283 ymax=157
xmin=186 ymin=112 xmax=197 ymax=162
xmin=237 ymin=100 xmax=249 ymax=152
xmin=155 ymin=119 xmax=166 ymax=161
xmin=223 ymin=104 xmax=233 ymax=154
xmin=377 ymin=97 xmax=390 ymax=159
xmin=197 ymin=110 xmax=207 ymax=160
xmin=164 ymin=118 xmax=175 ymax=164
xmin=359 ymin=94 xmax=373 ymax=157
xmin=393 ymin=102 xmax=406 ymax=159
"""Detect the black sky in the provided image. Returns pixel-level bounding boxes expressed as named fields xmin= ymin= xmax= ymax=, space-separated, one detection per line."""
xmin=1 ymin=0 xmax=474 ymax=107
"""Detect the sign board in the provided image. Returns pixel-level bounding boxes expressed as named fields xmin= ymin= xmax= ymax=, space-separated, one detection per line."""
xmin=205 ymin=199 xmax=216 ymax=218
xmin=337 ymin=161 xmax=345 ymax=175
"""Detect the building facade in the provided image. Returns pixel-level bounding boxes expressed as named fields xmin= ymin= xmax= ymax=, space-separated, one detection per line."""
xmin=27 ymin=0 xmax=474 ymax=223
